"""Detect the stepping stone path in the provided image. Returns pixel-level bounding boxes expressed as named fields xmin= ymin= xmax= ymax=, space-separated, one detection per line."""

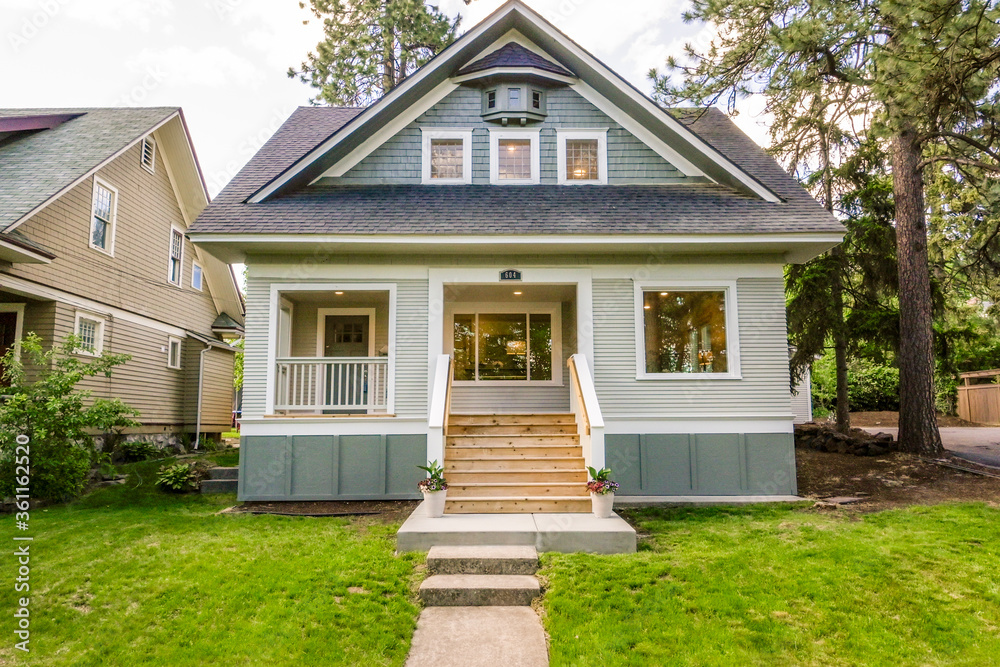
xmin=406 ymin=546 xmax=548 ymax=666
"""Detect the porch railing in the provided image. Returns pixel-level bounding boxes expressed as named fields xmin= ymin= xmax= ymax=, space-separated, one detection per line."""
xmin=275 ymin=357 xmax=388 ymax=412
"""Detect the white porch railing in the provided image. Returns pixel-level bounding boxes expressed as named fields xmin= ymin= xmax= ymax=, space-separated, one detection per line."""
xmin=427 ymin=354 xmax=453 ymax=464
xmin=275 ymin=357 xmax=388 ymax=412
xmin=568 ymin=354 xmax=605 ymax=470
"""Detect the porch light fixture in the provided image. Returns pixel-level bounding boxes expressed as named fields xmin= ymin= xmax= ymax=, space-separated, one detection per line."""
xmin=335 ymin=291 xmax=344 ymax=295
xmin=643 ymin=304 xmax=651 ymax=310
xmin=513 ymin=291 xmax=522 ymax=295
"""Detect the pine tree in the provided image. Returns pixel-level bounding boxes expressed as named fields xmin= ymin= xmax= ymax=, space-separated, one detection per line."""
xmin=652 ymin=0 xmax=1000 ymax=455
xmin=289 ymin=0 xmax=463 ymax=106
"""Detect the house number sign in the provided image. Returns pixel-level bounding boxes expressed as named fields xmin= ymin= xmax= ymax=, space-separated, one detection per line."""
xmin=500 ymin=269 xmax=522 ymax=281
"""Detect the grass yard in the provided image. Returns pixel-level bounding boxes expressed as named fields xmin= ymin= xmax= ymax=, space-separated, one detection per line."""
xmin=542 ymin=503 xmax=1000 ymax=666
xmin=1 ymin=456 xmax=422 ymax=667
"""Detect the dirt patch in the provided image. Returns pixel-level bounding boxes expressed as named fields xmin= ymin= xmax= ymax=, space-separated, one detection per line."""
xmin=847 ymin=411 xmax=985 ymax=428
xmin=229 ymin=500 xmax=419 ymax=523
xmin=797 ymin=449 xmax=1000 ymax=511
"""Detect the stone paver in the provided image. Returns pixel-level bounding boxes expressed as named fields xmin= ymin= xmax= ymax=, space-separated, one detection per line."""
xmin=406 ymin=606 xmax=548 ymax=667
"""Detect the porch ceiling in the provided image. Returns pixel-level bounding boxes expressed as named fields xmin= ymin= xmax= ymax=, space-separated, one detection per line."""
xmin=444 ymin=283 xmax=575 ymax=302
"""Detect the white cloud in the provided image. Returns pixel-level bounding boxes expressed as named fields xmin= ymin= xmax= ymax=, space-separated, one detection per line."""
xmin=64 ymin=0 xmax=174 ymax=31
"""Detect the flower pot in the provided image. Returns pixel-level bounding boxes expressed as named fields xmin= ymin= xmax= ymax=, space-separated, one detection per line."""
xmin=591 ymin=492 xmax=615 ymax=518
xmin=422 ymin=489 xmax=447 ymax=518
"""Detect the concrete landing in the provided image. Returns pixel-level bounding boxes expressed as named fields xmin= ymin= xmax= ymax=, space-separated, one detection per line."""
xmin=406 ymin=607 xmax=548 ymax=667
xmin=396 ymin=502 xmax=636 ymax=553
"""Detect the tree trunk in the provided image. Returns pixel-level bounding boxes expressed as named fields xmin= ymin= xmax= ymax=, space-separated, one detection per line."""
xmin=892 ymin=128 xmax=943 ymax=456
xmin=830 ymin=245 xmax=851 ymax=433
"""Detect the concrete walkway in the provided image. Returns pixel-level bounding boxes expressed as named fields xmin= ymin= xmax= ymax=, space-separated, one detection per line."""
xmin=861 ymin=426 xmax=1000 ymax=468
xmin=406 ymin=607 xmax=548 ymax=667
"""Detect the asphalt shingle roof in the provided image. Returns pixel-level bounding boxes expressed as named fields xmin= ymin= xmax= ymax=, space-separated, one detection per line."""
xmin=192 ymin=106 xmax=842 ymax=237
xmin=456 ymin=42 xmax=575 ymax=77
xmin=0 ymin=107 xmax=177 ymax=231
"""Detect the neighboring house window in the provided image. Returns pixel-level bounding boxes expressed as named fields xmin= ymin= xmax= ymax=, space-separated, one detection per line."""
xmin=557 ymin=129 xmax=608 ymax=184
xmin=636 ymin=283 xmax=741 ymax=379
xmin=74 ymin=311 xmax=105 ymax=356
xmin=421 ymin=129 xmax=472 ymax=184
xmin=141 ymin=135 xmax=156 ymax=173
xmin=191 ymin=262 xmax=204 ymax=291
xmin=167 ymin=337 xmax=182 ymax=369
xmin=168 ymin=227 xmax=184 ymax=286
xmin=489 ymin=130 xmax=540 ymax=184
xmin=90 ymin=178 xmax=117 ymax=254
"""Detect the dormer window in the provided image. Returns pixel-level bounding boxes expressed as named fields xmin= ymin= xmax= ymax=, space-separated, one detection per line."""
xmin=508 ymin=87 xmax=521 ymax=108
xmin=557 ymin=129 xmax=608 ymax=185
xmin=487 ymin=91 xmax=496 ymax=109
xmin=489 ymin=129 xmax=540 ymax=184
xmin=421 ymin=129 xmax=473 ymax=184
xmin=481 ymin=84 xmax=546 ymax=124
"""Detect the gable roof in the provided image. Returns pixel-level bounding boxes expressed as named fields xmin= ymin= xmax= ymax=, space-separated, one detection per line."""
xmin=243 ymin=0 xmax=779 ymax=203
xmin=456 ymin=42 xmax=574 ymax=77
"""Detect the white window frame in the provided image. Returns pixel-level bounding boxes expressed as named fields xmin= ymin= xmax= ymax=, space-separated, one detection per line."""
xmin=89 ymin=177 xmax=118 ymax=256
xmin=421 ymin=129 xmax=473 ymax=184
xmin=73 ymin=310 xmax=106 ymax=357
xmin=445 ymin=301 xmax=563 ymax=386
xmin=489 ymin=128 xmax=541 ymax=185
xmin=557 ymin=129 xmax=608 ymax=185
xmin=191 ymin=261 xmax=204 ymax=292
xmin=141 ymin=135 xmax=156 ymax=174
xmin=634 ymin=280 xmax=741 ymax=380
xmin=0 ymin=303 xmax=25 ymax=356
xmin=167 ymin=336 xmax=182 ymax=369
xmin=167 ymin=226 xmax=184 ymax=287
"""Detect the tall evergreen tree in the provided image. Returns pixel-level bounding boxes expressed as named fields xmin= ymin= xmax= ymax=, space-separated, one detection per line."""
xmin=652 ymin=0 xmax=1000 ymax=455
xmin=289 ymin=0 xmax=462 ymax=106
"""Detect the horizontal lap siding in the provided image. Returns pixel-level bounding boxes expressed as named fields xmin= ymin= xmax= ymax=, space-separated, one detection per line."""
xmin=243 ymin=278 xmax=270 ymax=418
xmin=450 ymin=385 xmax=571 ymax=413
xmin=592 ymin=277 xmax=792 ymax=417
xmin=201 ymin=347 xmax=235 ymax=428
xmin=337 ymin=87 xmax=682 ymax=185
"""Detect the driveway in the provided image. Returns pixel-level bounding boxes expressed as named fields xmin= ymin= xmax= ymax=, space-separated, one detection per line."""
xmin=861 ymin=426 xmax=1000 ymax=468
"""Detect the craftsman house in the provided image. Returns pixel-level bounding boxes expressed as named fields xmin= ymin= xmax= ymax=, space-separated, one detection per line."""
xmin=189 ymin=1 xmax=843 ymax=509
xmin=0 ymin=108 xmax=244 ymax=445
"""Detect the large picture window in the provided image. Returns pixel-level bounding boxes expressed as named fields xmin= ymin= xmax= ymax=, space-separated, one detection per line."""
xmin=641 ymin=288 xmax=734 ymax=376
xmin=452 ymin=309 xmax=558 ymax=383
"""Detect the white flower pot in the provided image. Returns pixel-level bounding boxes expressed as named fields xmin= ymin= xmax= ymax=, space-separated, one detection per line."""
xmin=423 ymin=489 xmax=447 ymax=518
xmin=591 ymin=492 xmax=615 ymax=518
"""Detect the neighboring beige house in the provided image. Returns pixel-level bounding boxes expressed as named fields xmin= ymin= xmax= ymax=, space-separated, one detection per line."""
xmin=0 ymin=108 xmax=244 ymax=445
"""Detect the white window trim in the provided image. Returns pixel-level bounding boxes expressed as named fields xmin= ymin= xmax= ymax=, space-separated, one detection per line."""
xmin=557 ymin=128 xmax=608 ymax=185
xmin=444 ymin=301 xmax=563 ymax=386
xmin=191 ymin=261 xmax=204 ymax=292
xmin=167 ymin=225 xmax=184 ymax=287
xmin=0 ymin=303 xmax=25 ymax=355
xmin=634 ymin=280 xmax=742 ymax=380
xmin=315 ymin=308 xmax=377 ymax=357
xmin=489 ymin=128 xmax=541 ymax=185
xmin=167 ymin=336 xmax=182 ymax=369
xmin=141 ymin=135 xmax=156 ymax=174
xmin=89 ymin=177 xmax=118 ymax=256
xmin=73 ymin=310 xmax=106 ymax=357
xmin=421 ymin=129 xmax=473 ymax=184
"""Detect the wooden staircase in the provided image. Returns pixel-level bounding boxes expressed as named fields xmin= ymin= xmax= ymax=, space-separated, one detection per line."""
xmin=444 ymin=413 xmax=590 ymax=513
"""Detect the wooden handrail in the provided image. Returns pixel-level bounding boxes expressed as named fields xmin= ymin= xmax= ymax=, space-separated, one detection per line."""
xmin=568 ymin=357 xmax=590 ymax=435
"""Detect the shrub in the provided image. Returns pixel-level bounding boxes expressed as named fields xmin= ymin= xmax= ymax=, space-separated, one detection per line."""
xmin=0 ymin=333 xmax=138 ymax=502
xmin=117 ymin=440 xmax=159 ymax=463
xmin=809 ymin=356 xmax=901 ymax=413
xmin=156 ymin=463 xmax=202 ymax=493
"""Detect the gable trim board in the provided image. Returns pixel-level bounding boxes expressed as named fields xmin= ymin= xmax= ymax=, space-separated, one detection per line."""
xmin=247 ymin=0 xmax=779 ymax=203
xmin=0 ymin=236 xmax=53 ymax=264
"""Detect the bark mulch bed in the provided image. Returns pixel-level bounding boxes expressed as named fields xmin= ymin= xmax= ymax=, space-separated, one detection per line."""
xmin=848 ymin=411 xmax=986 ymax=428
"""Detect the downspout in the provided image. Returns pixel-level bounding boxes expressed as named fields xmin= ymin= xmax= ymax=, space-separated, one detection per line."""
xmin=194 ymin=344 xmax=210 ymax=450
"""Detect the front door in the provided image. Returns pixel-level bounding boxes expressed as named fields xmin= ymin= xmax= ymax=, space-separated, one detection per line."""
xmin=323 ymin=315 xmax=370 ymax=411
xmin=0 ymin=312 xmax=18 ymax=387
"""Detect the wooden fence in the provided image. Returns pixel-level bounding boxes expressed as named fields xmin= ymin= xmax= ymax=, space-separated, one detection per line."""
xmin=957 ymin=369 xmax=1000 ymax=425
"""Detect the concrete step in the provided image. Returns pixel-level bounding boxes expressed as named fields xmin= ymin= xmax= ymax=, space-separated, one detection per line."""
xmin=447 ymin=445 xmax=583 ymax=459
xmin=448 ymin=482 xmax=589 ymax=499
xmin=208 ymin=467 xmax=239 ymax=480
xmin=426 ymin=545 xmax=539 ymax=575
xmin=446 ymin=456 xmax=586 ymax=472
xmin=447 ymin=434 xmax=580 ymax=446
xmin=406 ymin=607 xmax=548 ymax=667
xmin=419 ymin=574 xmax=540 ymax=606
xmin=449 ymin=423 xmax=577 ymax=435
xmin=447 ymin=469 xmax=588 ymax=483
xmin=200 ymin=479 xmax=238 ymax=494
xmin=449 ymin=413 xmax=576 ymax=426
xmin=446 ymin=497 xmax=592 ymax=514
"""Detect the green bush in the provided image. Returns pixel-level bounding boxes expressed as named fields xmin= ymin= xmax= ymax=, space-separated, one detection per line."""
xmin=810 ymin=356 xmax=900 ymax=413
xmin=117 ymin=440 xmax=159 ymax=463
xmin=0 ymin=333 xmax=138 ymax=502
xmin=156 ymin=463 xmax=201 ymax=493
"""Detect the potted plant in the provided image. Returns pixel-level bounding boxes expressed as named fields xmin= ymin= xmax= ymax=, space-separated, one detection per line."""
xmin=417 ymin=460 xmax=449 ymax=517
xmin=586 ymin=466 xmax=620 ymax=518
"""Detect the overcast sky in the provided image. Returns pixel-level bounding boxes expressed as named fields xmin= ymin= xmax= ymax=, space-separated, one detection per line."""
xmin=1 ymin=0 xmax=769 ymax=196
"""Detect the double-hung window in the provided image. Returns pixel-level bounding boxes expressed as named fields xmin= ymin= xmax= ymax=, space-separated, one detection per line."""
xmin=636 ymin=282 xmax=741 ymax=379
xmin=557 ymin=129 xmax=608 ymax=184
xmin=74 ymin=311 xmax=105 ymax=356
xmin=421 ymin=129 xmax=472 ymax=184
xmin=167 ymin=337 xmax=182 ymax=369
xmin=168 ymin=227 xmax=184 ymax=286
xmin=489 ymin=129 xmax=540 ymax=184
xmin=90 ymin=178 xmax=117 ymax=254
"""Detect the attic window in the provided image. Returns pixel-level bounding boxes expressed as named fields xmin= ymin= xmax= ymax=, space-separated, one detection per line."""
xmin=141 ymin=135 xmax=156 ymax=173
xmin=532 ymin=91 xmax=541 ymax=110
xmin=557 ymin=129 xmax=608 ymax=185
xmin=489 ymin=129 xmax=540 ymax=184
xmin=421 ymin=129 xmax=472 ymax=184
xmin=168 ymin=227 xmax=184 ymax=286
xmin=90 ymin=178 xmax=117 ymax=255
xmin=487 ymin=91 xmax=496 ymax=109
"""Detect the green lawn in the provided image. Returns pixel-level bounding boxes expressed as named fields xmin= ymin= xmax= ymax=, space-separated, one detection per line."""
xmin=2 ymin=457 xmax=422 ymax=666
xmin=542 ymin=504 xmax=1000 ymax=666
